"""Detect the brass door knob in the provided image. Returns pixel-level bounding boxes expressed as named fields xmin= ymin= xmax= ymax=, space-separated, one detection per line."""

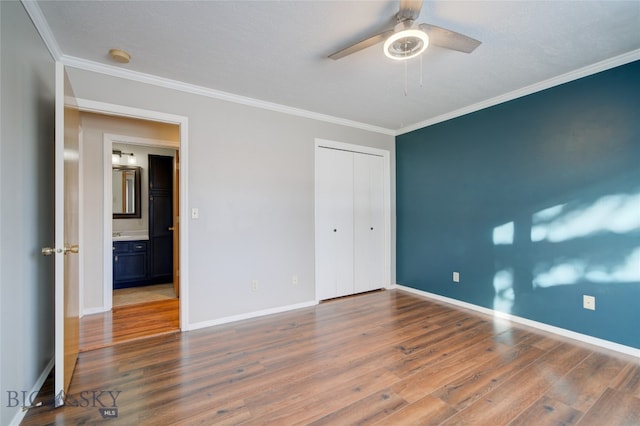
xmin=42 ymin=247 xmax=57 ymax=256
xmin=64 ymin=245 xmax=79 ymax=255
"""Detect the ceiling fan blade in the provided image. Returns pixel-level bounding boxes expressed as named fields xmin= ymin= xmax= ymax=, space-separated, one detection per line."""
xmin=328 ymin=29 xmax=394 ymax=60
xmin=398 ymin=0 xmax=423 ymax=21
xmin=419 ymin=23 xmax=481 ymax=53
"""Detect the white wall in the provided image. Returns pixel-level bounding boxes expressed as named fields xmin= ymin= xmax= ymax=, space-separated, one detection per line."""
xmin=67 ymin=68 xmax=396 ymax=326
xmin=0 ymin=1 xmax=55 ymax=424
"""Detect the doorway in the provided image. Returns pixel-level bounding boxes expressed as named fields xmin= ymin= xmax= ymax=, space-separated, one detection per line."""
xmin=103 ymin=135 xmax=179 ymax=347
xmin=74 ymin=100 xmax=188 ymax=348
xmin=109 ymin=142 xmax=179 ymax=308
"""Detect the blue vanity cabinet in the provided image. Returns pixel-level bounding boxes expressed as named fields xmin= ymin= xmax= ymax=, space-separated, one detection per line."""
xmin=113 ymin=240 xmax=149 ymax=289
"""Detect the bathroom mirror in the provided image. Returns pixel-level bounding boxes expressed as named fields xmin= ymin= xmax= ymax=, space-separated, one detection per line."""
xmin=112 ymin=165 xmax=141 ymax=218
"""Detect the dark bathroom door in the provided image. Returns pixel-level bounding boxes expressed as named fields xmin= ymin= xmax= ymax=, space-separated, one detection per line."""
xmin=149 ymin=154 xmax=174 ymax=283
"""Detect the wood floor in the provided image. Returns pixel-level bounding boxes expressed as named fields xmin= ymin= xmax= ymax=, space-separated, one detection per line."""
xmin=80 ymin=299 xmax=179 ymax=352
xmin=113 ymin=283 xmax=177 ymax=307
xmin=23 ymin=290 xmax=640 ymax=425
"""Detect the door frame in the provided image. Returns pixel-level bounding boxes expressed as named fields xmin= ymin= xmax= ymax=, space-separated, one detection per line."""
xmin=78 ymin=98 xmax=190 ymax=330
xmin=103 ymin=133 xmax=179 ymax=311
xmin=314 ymin=138 xmax=392 ymax=302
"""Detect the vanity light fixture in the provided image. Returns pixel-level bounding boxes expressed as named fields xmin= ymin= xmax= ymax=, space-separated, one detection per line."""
xmin=112 ymin=150 xmax=136 ymax=165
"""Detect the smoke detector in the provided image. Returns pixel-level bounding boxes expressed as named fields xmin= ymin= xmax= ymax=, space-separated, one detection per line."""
xmin=109 ymin=49 xmax=131 ymax=64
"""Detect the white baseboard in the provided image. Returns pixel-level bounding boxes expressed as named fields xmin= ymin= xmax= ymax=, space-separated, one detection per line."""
xmin=394 ymin=284 xmax=640 ymax=359
xmin=9 ymin=357 xmax=54 ymax=426
xmin=185 ymin=300 xmax=318 ymax=331
xmin=82 ymin=306 xmax=109 ymax=317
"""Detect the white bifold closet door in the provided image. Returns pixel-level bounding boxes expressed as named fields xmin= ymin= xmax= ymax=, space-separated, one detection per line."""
xmin=316 ymin=148 xmax=354 ymax=299
xmin=353 ymin=153 xmax=385 ymax=294
xmin=316 ymin=147 xmax=385 ymax=300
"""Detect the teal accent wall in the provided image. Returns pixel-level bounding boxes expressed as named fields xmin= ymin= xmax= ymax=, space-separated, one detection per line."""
xmin=396 ymin=60 xmax=640 ymax=349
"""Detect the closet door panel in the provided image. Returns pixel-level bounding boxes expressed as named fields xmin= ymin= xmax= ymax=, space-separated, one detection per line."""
xmin=316 ymin=148 xmax=354 ymax=299
xmin=354 ymin=153 xmax=386 ymax=293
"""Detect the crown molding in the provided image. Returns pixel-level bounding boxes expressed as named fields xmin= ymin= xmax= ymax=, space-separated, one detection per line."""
xmin=21 ymin=0 xmax=62 ymax=60
xmin=397 ymin=49 xmax=640 ymax=136
xmin=60 ymin=54 xmax=396 ymax=136
xmin=21 ymin=0 xmax=393 ymax=135
xmin=21 ymin=0 xmax=638 ymax=139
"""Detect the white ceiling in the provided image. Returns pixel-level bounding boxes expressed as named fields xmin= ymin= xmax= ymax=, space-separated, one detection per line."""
xmin=34 ymin=1 xmax=640 ymax=133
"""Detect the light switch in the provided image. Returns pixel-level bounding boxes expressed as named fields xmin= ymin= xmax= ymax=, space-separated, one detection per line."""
xmin=191 ymin=208 xmax=199 ymax=219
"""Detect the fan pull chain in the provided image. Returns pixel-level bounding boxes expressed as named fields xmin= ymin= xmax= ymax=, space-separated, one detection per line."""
xmin=420 ymin=54 xmax=423 ymax=87
xmin=404 ymin=60 xmax=408 ymax=96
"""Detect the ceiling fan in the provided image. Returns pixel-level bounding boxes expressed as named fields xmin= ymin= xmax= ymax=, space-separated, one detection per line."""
xmin=328 ymin=0 xmax=481 ymax=61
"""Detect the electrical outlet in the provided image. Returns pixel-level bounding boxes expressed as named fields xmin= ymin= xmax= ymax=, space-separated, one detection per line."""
xmin=453 ymin=272 xmax=460 ymax=283
xmin=292 ymin=275 xmax=299 ymax=286
xmin=251 ymin=280 xmax=258 ymax=292
xmin=583 ymin=295 xmax=595 ymax=310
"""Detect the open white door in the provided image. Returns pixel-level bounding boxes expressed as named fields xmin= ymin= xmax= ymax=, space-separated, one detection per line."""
xmin=42 ymin=62 xmax=81 ymax=406
xmin=173 ymin=150 xmax=180 ymax=297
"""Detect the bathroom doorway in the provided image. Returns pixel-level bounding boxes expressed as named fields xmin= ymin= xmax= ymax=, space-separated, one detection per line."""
xmin=110 ymin=144 xmax=179 ymax=306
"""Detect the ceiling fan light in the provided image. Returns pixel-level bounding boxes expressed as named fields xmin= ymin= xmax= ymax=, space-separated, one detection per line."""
xmin=384 ymin=29 xmax=429 ymax=60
